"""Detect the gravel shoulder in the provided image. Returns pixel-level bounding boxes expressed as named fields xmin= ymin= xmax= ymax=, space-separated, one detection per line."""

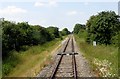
xmin=37 ymin=37 xmax=69 ymax=77
xmin=73 ymin=36 xmax=96 ymax=77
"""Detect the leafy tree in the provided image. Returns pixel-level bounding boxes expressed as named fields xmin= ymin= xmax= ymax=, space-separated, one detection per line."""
xmin=2 ymin=20 xmax=63 ymax=76
xmin=17 ymin=22 xmax=31 ymax=45
xmin=46 ymin=26 xmax=60 ymax=38
xmin=2 ymin=21 xmax=53 ymax=58
xmin=61 ymin=28 xmax=70 ymax=36
xmin=73 ymin=24 xmax=85 ymax=34
xmin=86 ymin=11 xmax=120 ymax=45
xmin=34 ymin=25 xmax=52 ymax=44
xmin=2 ymin=21 xmax=20 ymax=57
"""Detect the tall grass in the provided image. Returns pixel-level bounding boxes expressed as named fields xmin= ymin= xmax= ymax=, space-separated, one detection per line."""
xmin=2 ymin=38 xmax=62 ymax=77
xmin=74 ymin=34 xmax=118 ymax=77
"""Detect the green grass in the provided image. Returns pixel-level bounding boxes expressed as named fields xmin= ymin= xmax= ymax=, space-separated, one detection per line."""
xmin=74 ymin=34 xmax=118 ymax=77
xmin=2 ymin=37 xmax=64 ymax=77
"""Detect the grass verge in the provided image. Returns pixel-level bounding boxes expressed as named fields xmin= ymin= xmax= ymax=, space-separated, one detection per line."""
xmin=74 ymin=34 xmax=118 ymax=77
xmin=3 ymin=37 xmax=63 ymax=77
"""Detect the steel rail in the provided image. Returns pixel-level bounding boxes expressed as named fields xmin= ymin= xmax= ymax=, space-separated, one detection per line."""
xmin=63 ymin=38 xmax=70 ymax=52
xmin=72 ymin=55 xmax=77 ymax=79
xmin=72 ymin=38 xmax=77 ymax=79
xmin=50 ymin=54 xmax=63 ymax=79
xmin=50 ymin=37 xmax=70 ymax=79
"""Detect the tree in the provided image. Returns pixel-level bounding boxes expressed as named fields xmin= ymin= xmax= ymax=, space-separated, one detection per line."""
xmin=2 ymin=21 xmax=21 ymax=57
xmin=46 ymin=26 xmax=60 ymax=38
xmin=2 ymin=21 xmax=54 ymax=59
xmin=73 ymin=24 xmax=85 ymax=34
xmin=17 ymin=22 xmax=31 ymax=45
xmin=86 ymin=11 xmax=120 ymax=45
xmin=2 ymin=20 xmax=62 ymax=76
xmin=61 ymin=28 xmax=70 ymax=36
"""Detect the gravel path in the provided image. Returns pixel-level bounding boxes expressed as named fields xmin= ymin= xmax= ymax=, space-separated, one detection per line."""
xmin=73 ymin=36 xmax=96 ymax=77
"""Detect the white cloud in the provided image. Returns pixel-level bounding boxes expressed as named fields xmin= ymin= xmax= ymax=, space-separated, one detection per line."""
xmin=84 ymin=2 xmax=89 ymax=5
xmin=0 ymin=6 xmax=27 ymax=15
xmin=67 ymin=11 xmax=77 ymax=16
xmin=49 ymin=1 xmax=57 ymax=6
xmin=34 ymin=2 xmax=45 ymax=7
xmin=34 ymin=1 xmax=57 ymax=7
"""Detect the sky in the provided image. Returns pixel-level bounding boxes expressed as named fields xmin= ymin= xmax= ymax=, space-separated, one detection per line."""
xmin=0 ymin=0 xmax=119 ymax=31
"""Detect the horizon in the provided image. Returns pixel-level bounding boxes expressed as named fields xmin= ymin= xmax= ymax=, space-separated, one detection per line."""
xmin=0 ymin=1 xmax=119 ymax=31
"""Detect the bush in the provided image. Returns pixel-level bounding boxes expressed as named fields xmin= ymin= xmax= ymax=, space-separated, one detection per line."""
xmin=73 ymin=24 xmax=85 ymax=34
xmin=86 ymin=11 xmax=120 ymax=45
xmin=46 ymin=26 xmax=60 ymax=38
xmin=2 ymin=63 xmax=12 ymax=76
xmin=2 ymin=52 xmax=20 ymax=76
xmin=2 ymin=21 xmax=54 ymax=59
xmin=60 ymin=28 xmax=70 ymax=36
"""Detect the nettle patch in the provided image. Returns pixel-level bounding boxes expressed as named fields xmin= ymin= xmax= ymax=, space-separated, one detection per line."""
xmin=93 ymin=58 xmax=116 ymax=77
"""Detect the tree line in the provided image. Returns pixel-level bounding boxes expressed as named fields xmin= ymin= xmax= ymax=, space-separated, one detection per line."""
xmin=2 ymin=20 xmax=70 ymax=59
xmin=73 ymin=11 xmax=120 ymax=46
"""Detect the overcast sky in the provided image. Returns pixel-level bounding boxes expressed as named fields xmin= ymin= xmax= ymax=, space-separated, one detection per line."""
xmin=0 ymin=0 xmax=119 ymax=31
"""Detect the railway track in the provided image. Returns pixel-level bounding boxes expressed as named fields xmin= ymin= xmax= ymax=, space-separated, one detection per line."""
xmin=38 ymin=35 xmax=95 ymax=77
xmin=50 ymin=36 xmax=78 ymax=79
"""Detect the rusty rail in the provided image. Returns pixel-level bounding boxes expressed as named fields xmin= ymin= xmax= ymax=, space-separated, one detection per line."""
xmin=50 ymin=37 xmax=70 ymax=79
xmin=50 ymin=54 xmax=63 ymax=79
xmin=50 ymin=37 xmax=77 ymax=79
xmin=72 ymin=37 xmax=77 ymax=79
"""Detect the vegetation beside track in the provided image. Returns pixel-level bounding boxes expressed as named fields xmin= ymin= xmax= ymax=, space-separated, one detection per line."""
xmin=2 ymin=19 xmax=70 ymax=77
xmin=74 ymin=34 xmax=118 ymax=77
xmin=73 ymin=11 xmax=119 ymax=77
xmin=3 ymin=37 xmax=65 ymax=77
